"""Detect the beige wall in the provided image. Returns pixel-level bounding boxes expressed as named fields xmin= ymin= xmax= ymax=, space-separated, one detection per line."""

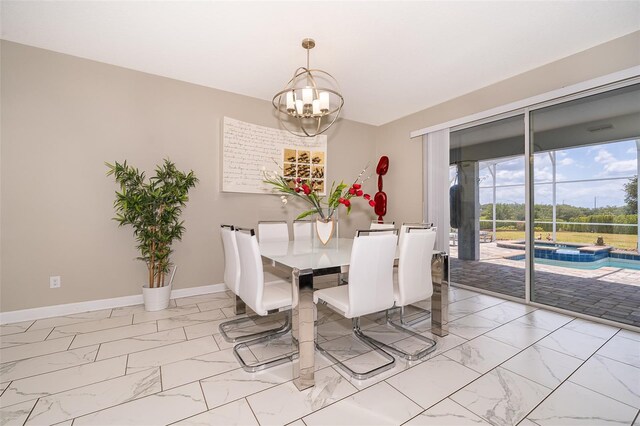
xmin=0 ymin=41 xmax=378 ymax=311
xmin=375 ymin=31 xmax=640 ymax=226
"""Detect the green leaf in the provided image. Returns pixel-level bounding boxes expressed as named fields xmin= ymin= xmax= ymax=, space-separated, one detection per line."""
xmin=296 ymin=209 xmax=317 ymax=220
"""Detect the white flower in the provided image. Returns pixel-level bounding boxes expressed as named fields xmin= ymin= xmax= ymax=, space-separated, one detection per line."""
xmin=281 ymin=197 xmax=288 ymax=205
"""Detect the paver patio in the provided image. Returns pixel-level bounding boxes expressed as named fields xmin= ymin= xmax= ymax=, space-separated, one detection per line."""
xmin=450 ymin=243 xmax=640 ymax=328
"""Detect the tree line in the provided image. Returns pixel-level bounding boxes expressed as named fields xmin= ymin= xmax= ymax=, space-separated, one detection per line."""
xmin=479 ymin=176 xmax=638 ymax=234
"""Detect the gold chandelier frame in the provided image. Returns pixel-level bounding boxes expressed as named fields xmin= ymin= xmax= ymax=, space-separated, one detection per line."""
xmin=272 ymin=38 xmax=344 ymax=137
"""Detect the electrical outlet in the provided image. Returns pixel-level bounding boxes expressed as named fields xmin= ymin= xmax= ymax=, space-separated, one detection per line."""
xmin=50 ymin=276 xmax=61 ymax=289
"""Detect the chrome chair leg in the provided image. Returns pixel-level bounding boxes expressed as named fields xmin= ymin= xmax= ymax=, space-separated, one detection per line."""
xmin=232 ymin=311 xmax=299 ymax=373
xmin=355 ymin=310 xmax=437 ymax=361
xmin=398 ymin=305 xmax=431 ymax=327
xmin=315 ymin=317 xmax=396 ymax=381
xmin=219 ymin=305 xmax=291 ymax=343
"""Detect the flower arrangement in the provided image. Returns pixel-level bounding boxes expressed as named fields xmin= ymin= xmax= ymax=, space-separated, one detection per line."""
xmin=263 ymin=164 xmax=376 ymax=220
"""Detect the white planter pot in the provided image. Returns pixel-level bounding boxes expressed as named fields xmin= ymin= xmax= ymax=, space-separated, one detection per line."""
xmin=142 ymin=283 xmax=172 ymax=312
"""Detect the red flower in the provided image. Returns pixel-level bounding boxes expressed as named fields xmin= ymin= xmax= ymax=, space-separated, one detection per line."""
xmin=296 ymin=177 xmax=301 ymax=183
xmin=348 ymin=187 xmax=356 ymax=195
xmin=294 ymin=187 xmax=301 ymax=193
xmin=356 ymin=190 xmax=363 ymax=197
xmin=302 ymin=184 xmax=311 ymax=195
xmin=338 ymin=197 xmax=345 ymax=204
xmin=343 ymin=199 xmax=351 ymax=207
xmin=353 ymin=183 xmax=362 ymax=190
xmin=369 ymin=200 xmax=376 ymax=207
xmin=363 ymin=194 xmax=371 ymax=200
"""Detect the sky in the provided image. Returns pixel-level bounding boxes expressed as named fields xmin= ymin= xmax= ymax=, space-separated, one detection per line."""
xmin=449 ymin=139 xmax=638 ymax=209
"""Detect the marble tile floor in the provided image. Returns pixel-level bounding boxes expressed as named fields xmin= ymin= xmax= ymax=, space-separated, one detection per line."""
xmin=0 ymin=287 xmax=639 ymax=425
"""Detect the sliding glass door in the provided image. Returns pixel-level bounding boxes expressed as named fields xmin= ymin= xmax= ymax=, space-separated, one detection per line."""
xmin=442 ymin=81 xmax=640 ymax=328
xmin=530 ymin=83 xmax=640 ymax=327
xmin=449 ymin=115 xmax=526 ymax=299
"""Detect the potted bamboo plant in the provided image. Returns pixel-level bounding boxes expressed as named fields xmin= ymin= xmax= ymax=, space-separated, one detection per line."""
xmin=106 ymin=159 xmax=198 ymax=311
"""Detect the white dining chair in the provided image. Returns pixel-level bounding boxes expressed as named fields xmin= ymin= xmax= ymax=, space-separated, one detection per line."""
xmin=313 ymin=228 xmax=398 ymax=379
xmin=218 ymin=225 xmax=292 ymax=344
xmin=365 ymin=226 xmax=438 ymax=360
xmin=293 ymin=219 xmax=313 ymax=241
xmin=258 ymin=221 xmax=291 ymax=282
xmin=258 ymin=221 xmax=289 ymax=242
xmin=232 ymin=228 xmax=298 ymax=372
xmin=399 ymin=222 xmax=433 ymax=249
xmin=370 ymin=220 xmax=395 ymax=230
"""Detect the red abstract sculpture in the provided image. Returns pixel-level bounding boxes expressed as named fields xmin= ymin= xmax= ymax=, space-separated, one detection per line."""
xmin=374 ymin=156 xmax=389 ymax=221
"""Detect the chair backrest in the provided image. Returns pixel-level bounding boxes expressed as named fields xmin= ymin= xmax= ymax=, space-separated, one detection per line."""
xmin=220 ymin=225 xmax=241 ymax=295
xmin=397 ymin=227 xmax=437 ymax=307
xmin=293 ymin=220 xmax=313 ymax=241
xmin=370 ymin=221 xmax=395 ymax=230
xmin=347 ymin=229 xmax=398 ymax=318
xmin=399 ymin=222 xmax=433 ymax=249
xmin=258 ymin=221 xmax=289 ymax=243
xmin=235 ymin=228 xmax=266 ymax=315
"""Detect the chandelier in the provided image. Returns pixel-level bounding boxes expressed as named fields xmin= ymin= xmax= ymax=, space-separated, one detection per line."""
xmin=272 ymin=38 xmax=344 ymax=137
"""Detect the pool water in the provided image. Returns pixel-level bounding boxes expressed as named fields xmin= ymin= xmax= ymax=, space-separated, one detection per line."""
xmin=508 ymin=255 xmax=640 ymax=271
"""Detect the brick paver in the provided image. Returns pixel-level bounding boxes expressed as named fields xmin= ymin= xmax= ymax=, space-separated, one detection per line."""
xmin=450 ymin=243 xmax=640 ymax=328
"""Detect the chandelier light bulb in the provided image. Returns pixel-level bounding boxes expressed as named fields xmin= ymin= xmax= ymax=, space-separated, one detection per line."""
xmin=319 ymin=91 xmax=330 ymax=112
xmin=286 ymin=91 xmax=295 ymax=112
xmin=302 ymin=87 xmax=313 ymax=105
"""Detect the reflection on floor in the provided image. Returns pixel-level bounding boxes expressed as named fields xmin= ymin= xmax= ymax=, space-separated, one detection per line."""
xmin=0 ymin=287 xmax=639 ymax=425
xmin=451 ymin=242 xmax=640 ymax=327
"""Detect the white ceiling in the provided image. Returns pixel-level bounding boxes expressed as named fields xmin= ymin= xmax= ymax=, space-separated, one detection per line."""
xmin=1 ymin=1 xmax=639 ymax=126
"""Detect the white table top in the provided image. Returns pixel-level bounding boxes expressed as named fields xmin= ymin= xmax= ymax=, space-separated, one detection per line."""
xmin=259 ymin=238 xmax=355 ymax=272
xmin=259 ymin=237 xmax=403 ymax=272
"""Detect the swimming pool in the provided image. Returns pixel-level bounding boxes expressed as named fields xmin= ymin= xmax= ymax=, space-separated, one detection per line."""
xmin=507 ymin=254 xmax=640 ymax=271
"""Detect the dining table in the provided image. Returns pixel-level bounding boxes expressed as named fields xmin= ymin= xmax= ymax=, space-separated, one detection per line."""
xmin=258 ymin=237 xmax=449 ymax=391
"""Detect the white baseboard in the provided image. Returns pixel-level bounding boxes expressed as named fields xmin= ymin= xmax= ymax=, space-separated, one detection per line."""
xmin=0 ymin=283 xmax=227 ymax=325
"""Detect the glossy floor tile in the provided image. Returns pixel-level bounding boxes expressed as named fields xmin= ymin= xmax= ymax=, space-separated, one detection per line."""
xmin=386 ymin=355 xmax=480 ymax=408
xmin=302 ymin=381 xmax=421 ymax=425
xmin=0 ymin=336 xmax=73 ymax=363
xmin=0 ymin=345 xmax=98 ymax=382
xmin=125 ymin=335 xmax=219 ymax=374
xmin=73 ymin=381 xmax=206 ymax=425
xmin=450 ymin=367 xmax=551 ymax=426
xmin=485 ymin=319 xmax=552 ymax=349
xmin=95 ymin=327 xmax=187 ymax=360
xmin=404 ymin=398 xmax=491 ymax=425
xmin=0 ymin=327 xmax=53 ymax=349
xmin=246 ymin=366 xmax=357 ymax=426
xmin=25 ymin=368 xmax=161 ymax=425
xmin=536 ymin=328 xmax=607 ymax=360
xmin=501 ymin=344 xmax=582 ymax=389
xmin=1 ymin=286 xmax=638 ymax=425
xmin=528 ymin=381 xmax=637 ymax=425
xmin=447 ymin=314 xmax=503 ymax=340
xmin=569 ymin=354 xmax=640 ymax=408
xmin=0 ymin=355 xmax=126 ymax=408
xmin=68 ymin=322 xmax=157 ymax=349
xmin=163 ymin=348 xmax=242 ymax=389
xmin=0 ymin=400 xmax=37 ymax=426
xmin=597 ymin=333 xmax=640 ymax=368
xmin=173 ymin=398 xmax=259 ymax=425
xmin=443 ymin=335 xmax=520 ymax=374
